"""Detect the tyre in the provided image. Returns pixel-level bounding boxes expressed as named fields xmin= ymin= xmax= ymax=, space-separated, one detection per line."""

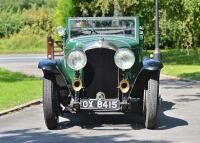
xmin=144 ymin=74 xmax=159 ymax=129
xmin=43 ymin=77 xmax=60 ymax=130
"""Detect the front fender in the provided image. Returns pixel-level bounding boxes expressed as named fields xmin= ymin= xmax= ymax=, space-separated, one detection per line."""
xmin=129 ymin=59 xmax=163 ymax=97
xmin=38 ymin=59 xmax=56 ymax=71
xmin=142 ymin=59 xmax=163 ymax=71
xmin=38 ymin=58 xmax=68 ymax=88
xmin=135 ymin=58 xmax=163 ymax=83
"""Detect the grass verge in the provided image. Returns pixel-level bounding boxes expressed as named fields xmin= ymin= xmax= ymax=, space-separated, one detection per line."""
xmin=163 ymin=65 xmax=200 ymax=81
xmin=148 ymin=49 xmax=200 ymax=80
xmin=0 ymin=69 xmax=42 ymax=111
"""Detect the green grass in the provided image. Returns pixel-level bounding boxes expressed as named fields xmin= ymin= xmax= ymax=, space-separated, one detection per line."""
xmin=147 ymin=49 xmax=200 ymax=80
xmin=0 ymin=34 xmax=45 ymax=54
xmin=0 ymin=69 xmax=42 ymax=111
xmin=163 ymin=65 xmax=200 ymax=80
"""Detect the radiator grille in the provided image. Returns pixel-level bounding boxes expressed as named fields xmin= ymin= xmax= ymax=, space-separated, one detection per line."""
xmin=84 ymin=48 xmax=118 ymax=99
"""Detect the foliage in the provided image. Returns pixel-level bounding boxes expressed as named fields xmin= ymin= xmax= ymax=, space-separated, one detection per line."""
xmin=0 ymin=0 xmax=56 ymax=54
xmin=161 ymin=49 xmax=200 ymax=65
xmin=0 ymin=28 xmax=46 ymax=54
xmin=0 ymin=11 xmax=24 ymax=38
xmin=55 ymin=0 xmax=76 ymax=26
xmin=0 ymin=0 xmax=56 ymax=38
xmin=22 ymin=6 xmax=54 ymax=34
xmin=0 ymin=68 xmax=41 ymax=111
xmin=76 ymin=0 xmax=200 ymax=50
xmin=0 ymin=0 xmax=54 ymax=12
xmin=0 ymin=0 xmax=199 ymax=52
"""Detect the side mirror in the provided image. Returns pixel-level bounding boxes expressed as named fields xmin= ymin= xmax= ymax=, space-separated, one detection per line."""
xmin=55 ymin=26 xmax=65 ymax=37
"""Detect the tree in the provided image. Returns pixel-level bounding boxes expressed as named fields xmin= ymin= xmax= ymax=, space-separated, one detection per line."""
xmin=78 ymin=0 xmax=200 ymax=49
xmin=55 ymin=0 xmax=76 ymax=26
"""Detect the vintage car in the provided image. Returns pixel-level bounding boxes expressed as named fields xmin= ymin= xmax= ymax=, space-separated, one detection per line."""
xmin=38 ymin=16 xmax=163 ymax=130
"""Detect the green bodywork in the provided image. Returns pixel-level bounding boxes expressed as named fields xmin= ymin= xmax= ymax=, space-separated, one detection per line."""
xmin=56 ymin=16 xmax=143 ymax=84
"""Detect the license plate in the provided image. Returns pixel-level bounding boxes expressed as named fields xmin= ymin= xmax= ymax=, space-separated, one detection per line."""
xmin=80 ymin=99 xmax=120 ymax=110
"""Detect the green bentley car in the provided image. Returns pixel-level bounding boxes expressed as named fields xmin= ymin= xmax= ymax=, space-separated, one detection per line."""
xmin=38 ymin=17 xmax=163 ymax=129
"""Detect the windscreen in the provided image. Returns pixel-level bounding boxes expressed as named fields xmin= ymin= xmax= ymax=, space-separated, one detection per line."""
xmin=68 ymin=17 xmax=136 ymax=38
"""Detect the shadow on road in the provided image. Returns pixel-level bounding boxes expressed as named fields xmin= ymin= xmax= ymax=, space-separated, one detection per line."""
xmin=0 ymin=78 xmax=194 ymax=143
xmin=0 ymin=101 xmax=187 ymax=143
xmin=161 ymin=78 xmax=200 ymax=103
xmin=57 ymin=100 xmax=188 ymax=131
xmin=160 ymin=78 xmax=200 ymax=89
xmin=174 ymin=94 xmax=200 ymax=102
xmin=156 ymin=101 xmax=188 ymax=130
xmin=0 ymin=129 xmax=170 ymax=143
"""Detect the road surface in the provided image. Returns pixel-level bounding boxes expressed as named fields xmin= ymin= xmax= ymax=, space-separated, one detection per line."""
xmin=0 ymin=54 xmax=45 ymax=77
xmin=0 ymin=55 xmax=200 ymax=143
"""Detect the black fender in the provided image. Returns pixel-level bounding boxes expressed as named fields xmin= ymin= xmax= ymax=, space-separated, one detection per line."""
xmin=142 ymin=59 xmax=163 ymax=71
xmin=137 ymin=58 xmax=163 ymax=81
xmin=130 ymin=59 xmax=163 ymax=97
xmin=38 ymin=59 xmax=57 ymax=71
xmin=38 ymin=59 xmax=70 ymax=105
xmin=38 ymin=59 xmax=67 ymax=87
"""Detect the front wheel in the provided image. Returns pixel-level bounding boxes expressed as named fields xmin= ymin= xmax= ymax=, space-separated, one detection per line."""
xmin=43 ymin=77 xmax=60 ymax=130
xmin=144 ymin=74 xmax=159 ymax=129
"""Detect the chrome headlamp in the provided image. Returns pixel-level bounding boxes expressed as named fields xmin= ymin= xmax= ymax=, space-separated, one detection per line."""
xmin=55 ymin=26 xmax=65 ymax=37
xmin=114 ymin=48 xmax=135 ymax=70
xmin=66 ymin=50 xmax=87 ymax=70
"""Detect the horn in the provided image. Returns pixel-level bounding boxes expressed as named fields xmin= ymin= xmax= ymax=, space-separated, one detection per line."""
xmin=72 ymin=79 xmax=82 ymax=92
xmin=119 ymin=79 xmax=130 ymax=94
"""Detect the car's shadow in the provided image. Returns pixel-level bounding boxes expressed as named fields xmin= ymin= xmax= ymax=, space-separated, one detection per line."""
xmin=57 ymin=100 xmax=188 ymax=130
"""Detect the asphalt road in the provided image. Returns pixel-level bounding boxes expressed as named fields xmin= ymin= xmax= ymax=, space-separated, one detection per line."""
xmin=0 ymin=54 xmax=45 ymax=77
xmin=0 ymin=55 xmax=200 ymax=143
